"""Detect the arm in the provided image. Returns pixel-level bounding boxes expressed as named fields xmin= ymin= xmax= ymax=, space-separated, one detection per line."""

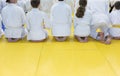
xmin=0 ymin=15 xmax=2 ymax=29
xmin=68 ymin=6 xmax=72 ymax=27
xmin=21 ymin=8 xmax=26 ymax=26
xmin=50 ymin=6 xmax=54 ymax=28
xmin=26 ymin=13 xmax=30 ymax=32
xmin=42 ymin=12 xmax=51 ymax=29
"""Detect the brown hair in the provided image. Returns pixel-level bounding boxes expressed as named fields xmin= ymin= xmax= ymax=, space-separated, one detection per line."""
xmin=76 ymin=0 xmax=87 ymax=18
xmin=6 ymin=0 xmax=10 ymax=2
xmin=114 ymin=1 xmax=120 ymax=10
xmin=31 ymin=0 xmax=40 ymax=8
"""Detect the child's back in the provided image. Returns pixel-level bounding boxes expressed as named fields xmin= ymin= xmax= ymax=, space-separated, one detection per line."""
xmin=109 ymin=1 xmax=120 ymax=39
xmin=51 ymin=2 xmax=72 ymax=24
xmin=1 ymin=3 xmax=26 ymax=41
xmin=26 ymin=0 xmax=50 ymax=42
xmin=50 ymin=0 xmax=72 ymax=41
xmin=26 ymin=9 xmax=49 ymax=41
xmin=2 ymin=4 xmax=25 ymax=28
xmin=110 ymin=10 xmax=120 ymax=25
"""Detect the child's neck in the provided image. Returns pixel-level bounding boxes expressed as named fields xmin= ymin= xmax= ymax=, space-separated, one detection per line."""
xmin=33 ymin=8 xmax=39 ymax=9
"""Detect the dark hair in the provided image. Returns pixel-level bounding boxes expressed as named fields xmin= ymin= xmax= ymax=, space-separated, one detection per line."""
xmin=31 ymin=0 xmax=40 ymax=8
xmin=114 ymin=1 xmax=120 ymax=10
xmin=6 ymin=0 xmax=10 ymax=3
xmin=76 ymin=0 xmax=87 ymax=18
xmin=58 ymin=0 xmax=64 ymax=1
xmin=6 ymin=0 xmax=17 ymax=3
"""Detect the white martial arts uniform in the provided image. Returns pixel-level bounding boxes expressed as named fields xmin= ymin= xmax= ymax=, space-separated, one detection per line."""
xmin=0 ymin=15 xmax=3 ymax=38
xmin=89 ymin=0 xmax=111 ymax=40
xmin=0 ymin=0 xmax=7 ymax=13
xmin=1 ymin=4 xmax=26 ymax=38
xmin=26 ymin=8 xmax=50 ymax=41
xmin=109 ymin=10 xmax=120 ymax=37
xmin=51 ymin=1 xmax=72 ymax=36
xmin=74 ymin=9 xmax=92 ymax=37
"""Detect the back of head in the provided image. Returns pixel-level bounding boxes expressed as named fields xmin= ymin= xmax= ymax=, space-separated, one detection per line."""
xmin=6 ymin=0 xmax=17 ymax=3
xmin=6 ymin=0 xmax=10 ymax=3
xmin=76 ymin=0 xmax=87 ymax=18
xmin=58 ymin=0 xmax=64 ymax=1
xmin=31 ymin=0 xmax=40 ymax=8
xmin=114 ymin=1 xmax=120 ymax=10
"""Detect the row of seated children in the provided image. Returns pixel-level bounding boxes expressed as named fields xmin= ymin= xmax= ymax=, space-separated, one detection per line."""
xmin=0 ymin=0 xmax=120 ymax=45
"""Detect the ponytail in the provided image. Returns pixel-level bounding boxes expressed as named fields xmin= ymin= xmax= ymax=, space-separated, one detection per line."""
xmin=76 ymin=6 xmax=85 ymax=18
xmin=76 ymin=0 xmax=87 ymax=18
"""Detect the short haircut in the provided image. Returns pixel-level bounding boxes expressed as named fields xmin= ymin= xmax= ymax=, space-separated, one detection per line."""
xmin=58 ymin=0 xmax=64 ymax=1
xmin=6 ymin=0 xmax=10 ymax=3
xmin=114 ymin=1 xmax=120 ymax=10
xmin=31 ymin=0 xmax=40 ymax=8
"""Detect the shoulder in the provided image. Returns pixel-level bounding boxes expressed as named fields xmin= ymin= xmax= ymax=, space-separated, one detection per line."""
xmin=51 ymin=3 xmax=58 ymax=8
xmin=16 ymin=5 xmax=25 ymax=13
xmin=1 ymin=5 xmax=8 ymax=12
xmin=40 ymin=11 xmax=47 ymax=18
xmin=86 ymin=9 xmax=92 ymax=14
xmin=83 ymin=9 xmax=92 ymax=17
xmin=16 ymin=5 xmax=23 ymax=10
xmin=110 ymin=10 xmax=118 ymax=16
xmin=64 ymin=3 xmax=71 ymax=8
xmin=40 ymin=11 xmax=46 ymax=15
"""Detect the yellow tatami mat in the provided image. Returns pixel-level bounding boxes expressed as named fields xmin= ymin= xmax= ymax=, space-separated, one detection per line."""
xmin=0 ymin=34 xmax=120 ymax=76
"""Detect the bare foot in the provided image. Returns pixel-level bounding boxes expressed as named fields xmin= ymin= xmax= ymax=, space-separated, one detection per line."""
xmin=98 ymin=32 xmax=104 ymax=43
xmin=76 ymin=36 xmax=88 ymax=43
xmin=8 ymin=38 xmax=20 ymax=42
xmin=113 ymin=37 xmax=120 ymax=40
xmin=104 ymin=36 xmax=111 ymax=45
xmin=55 ymin=37 xmax=67 ymax=42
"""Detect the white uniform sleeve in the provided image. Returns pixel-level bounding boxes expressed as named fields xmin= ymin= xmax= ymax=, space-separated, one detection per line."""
xmin=105 ymin=0 xmax=110 ymax=15
xmin=26 ymin=13 xmax=30 ymax=31
xmin=68 ymin=6 xmax=72 ymax=26
xmin=110 ymin=11 xmax=120 ymax=25
xmin=50 ymin=6 xmax=54 ymax=27
xmin=0 ymin=15 xmax=2 ymax=28
xmin=0 ymin=15 xmax=3 ymax=36
xmin=1 ymin=9 xmax=5 ymax=27
xmin=110 ymin=12 xmax=114 ymax=24
xmin=0 ymin=1 xmax=2 ymax=13
xmin=105 ymin=0 xmax=111 ymax=25
xmin=74 ymin=17 xmax=78 ymax=28
xmin=21 ymin=8 xmax=26 ymax=25
xmin=42 ymin=12 xmax=51 ymax=29
xmin=74 ymin=4 xmax=78 ymax=28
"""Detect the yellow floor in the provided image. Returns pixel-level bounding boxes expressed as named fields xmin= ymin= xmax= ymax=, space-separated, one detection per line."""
xmin=0 ymin=31 xmax=120 ymax=76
